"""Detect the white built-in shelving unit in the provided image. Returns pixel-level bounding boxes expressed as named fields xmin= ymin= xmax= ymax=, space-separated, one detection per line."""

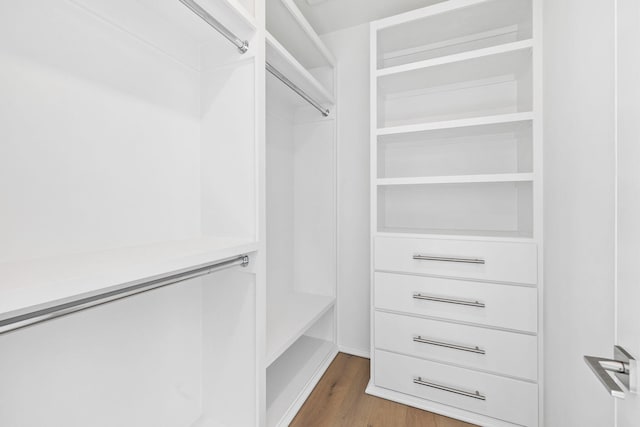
xmin=264 ymin=1 xmax=338 ymax=426
xmin=369 ymin=1 xmax=543 ymax=426
xmin=0 ymin=0 xmax=263 ymax=426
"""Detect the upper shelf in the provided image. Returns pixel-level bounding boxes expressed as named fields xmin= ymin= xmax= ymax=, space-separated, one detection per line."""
xmin=0 ymin=237 xmax=258 ymax=323
xmin=266 ymin=31 xmax=335 ymax=106
xmin=378 ymin=39 xmax=533 ymax=95
xmin=266 ymin=0 xmax=335 ymax=70
xmin=375 ymin=0 xmax=532 ymax=69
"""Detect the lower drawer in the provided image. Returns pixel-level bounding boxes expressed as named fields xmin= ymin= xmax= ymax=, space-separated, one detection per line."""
xmin=375 ymin=311 xmax=537 ymax=381
xmin=375 ymin=350 xmax=538 ymax=427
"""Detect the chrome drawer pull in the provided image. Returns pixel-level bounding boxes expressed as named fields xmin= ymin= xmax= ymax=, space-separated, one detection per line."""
xmin=413 ymin=254 xmax=485 ymax=264
xmin=413 ymin=293 xmax=485 ymax=308
xmin=413 ymin=336 xmax=486 ymax=355
xmin=413 ymin=377 xmax=486 ymax=401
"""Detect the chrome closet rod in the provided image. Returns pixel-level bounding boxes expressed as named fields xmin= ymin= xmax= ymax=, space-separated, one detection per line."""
xmin=178 ymin=0 xmax=249 ymax=53
xmin=0 ymin=255 xmax=250 ymax=335
xmin=266 ymin=62 xmax=330 ymax=117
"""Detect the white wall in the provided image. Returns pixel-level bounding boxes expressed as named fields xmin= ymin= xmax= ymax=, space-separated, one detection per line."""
xmin=322 ymin=24 xmax=371 ymax=357
xmin=543 ymin=0 xmax=616 ymax=425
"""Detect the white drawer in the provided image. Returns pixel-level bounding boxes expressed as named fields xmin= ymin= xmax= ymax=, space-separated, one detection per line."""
xmin=375 ymin=237 xmax=537 ymax=285
xmin=375 ymin=311 xmax=537 ymax=381
xmin=375 ymin=350 xmax=538 ymax=427
xmin=375 ymin=272 xmax=537 ymax=333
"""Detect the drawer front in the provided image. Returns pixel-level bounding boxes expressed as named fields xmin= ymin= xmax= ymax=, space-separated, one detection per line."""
xmin=375 ymin=311 xmax=537 ymax=381
xmin=375 ymin=237 xmax=537 ymax=285
xmin=375 ymin=272 xmax=537 ymax=332
xmin=375 ymin=350 xmax=538 ymax=427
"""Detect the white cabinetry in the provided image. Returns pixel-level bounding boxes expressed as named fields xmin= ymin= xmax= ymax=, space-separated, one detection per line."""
xmin=0 ymin=1 xmax=262 ymax=426
xmin=264 ymin=1 xmax=338 ymax=425
xmin=368 ymin=1 xmax=542 ymax=426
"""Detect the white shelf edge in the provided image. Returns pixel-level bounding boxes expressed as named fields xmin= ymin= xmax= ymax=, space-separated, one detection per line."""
xmin=266 ymin=31 xmax=335 ymax=105
xmin=377 ymin=39 xmax=533 ymax=78
xmin=266 ymin=293 xmax=336 ymax=367
xmin=278 ymin=0 xmax=336 ymax=66
xmin=377 ymin=112 xmax=534 ymax=136
xmin=377 ymin=173 xmax=534 ymax=186
xmin=374 ymin=0 xmax=488 ymax=30
xmin=0 ymin=237 xmax=259 ymax=323
xmin=375 ymin=230 xmax=535 ymax=244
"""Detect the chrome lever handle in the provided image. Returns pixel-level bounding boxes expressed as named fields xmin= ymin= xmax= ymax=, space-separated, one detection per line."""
xmin=584 ymin=356 xmax=627 ymax=398
xmin=584 ymin=345 xmax=637 ymax=399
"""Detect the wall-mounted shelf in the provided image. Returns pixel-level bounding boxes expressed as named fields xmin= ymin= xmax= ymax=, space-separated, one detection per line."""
xmin=377 ymin=112 xmax=534 ymax=137
xmin=376 ymin=227 xmax=536 ymax=242
xmin=0 ymin=237 xmax=258 ymax=323
xmin=377 ymin=173 xmax=534 ymax=186
xmin=376 ymin=0 xmax=532 ymax=69
xmin=377 ymin=39 xmax=533 ymax=93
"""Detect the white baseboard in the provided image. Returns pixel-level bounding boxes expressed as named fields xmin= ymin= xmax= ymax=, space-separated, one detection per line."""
xmin=338 ymin=345 xmax=370 ymax=359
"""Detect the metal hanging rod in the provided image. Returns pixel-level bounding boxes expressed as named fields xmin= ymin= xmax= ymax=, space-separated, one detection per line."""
xmin=179 ymin=0 xmax=249 ymax=53
xmin=0 ymin=254 xmax=250 ymax=336
xmin=266 ymin=62 xmax=330 ymax=117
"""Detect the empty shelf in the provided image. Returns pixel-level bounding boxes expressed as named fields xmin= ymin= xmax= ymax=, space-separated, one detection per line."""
xmin=377 ymin=227 xmax=535 ymax=241
xmin=267 ymin=335 xmax=337 ymax=427
xmin=0 ymin=237 xmax=258 ymax=322
xmin=377 ymin=173 xmax=534 ymax=186
xmin=377 ymin=112 xmax=534 ymax=137
xmin=267 ymin=291 xmax=336 ymax=366
xmin=377 ymin=39 xmax=533 ymax=92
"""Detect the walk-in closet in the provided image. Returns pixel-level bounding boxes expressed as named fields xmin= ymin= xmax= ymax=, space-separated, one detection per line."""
xmin=2 ymin=0 xmax=640 ymax=426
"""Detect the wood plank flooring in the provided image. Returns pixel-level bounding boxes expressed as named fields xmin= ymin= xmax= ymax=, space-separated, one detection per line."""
xmin=290 ymin=353 xmax=476 ymax=427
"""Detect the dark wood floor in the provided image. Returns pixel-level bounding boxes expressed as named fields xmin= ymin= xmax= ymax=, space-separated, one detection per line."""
xmin=290 ymin=353 xmax=476 ymax=427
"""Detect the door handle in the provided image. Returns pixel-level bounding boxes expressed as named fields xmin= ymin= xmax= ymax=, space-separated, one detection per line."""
xmin=584 ymin=345 xmax=637 ymax=398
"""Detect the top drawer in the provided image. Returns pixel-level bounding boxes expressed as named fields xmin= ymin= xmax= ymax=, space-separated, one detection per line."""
xmin=375 ymin=237 xmax=537 ymax=285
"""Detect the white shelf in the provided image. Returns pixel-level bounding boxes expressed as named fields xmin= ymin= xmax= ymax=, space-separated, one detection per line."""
xmin=376 ymin=0 xmax=532 ymax=67
xmin=266 ymin=0 xmax=334 ymax=69
xmin=377 ymin=227 xmax=534 ymax=242
xmin=378 ymin=38 xmax=533 ymax=86
xmin=267 ymin=291 xmax=336 ymax=366
xmin=0 ymin=237 xmax=258 ymax=323
xmin=378 ymin=173 xmax=534 ymax=186
xmin=377 ymin=112 xmax=534 ymax=137
xmin=266 ymin=31 xmax=335 ymax=106
xmin=376 ymin=39 xmax=533 ymax=78
xmin=266 ymin=336 xmax=337 ymax=427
